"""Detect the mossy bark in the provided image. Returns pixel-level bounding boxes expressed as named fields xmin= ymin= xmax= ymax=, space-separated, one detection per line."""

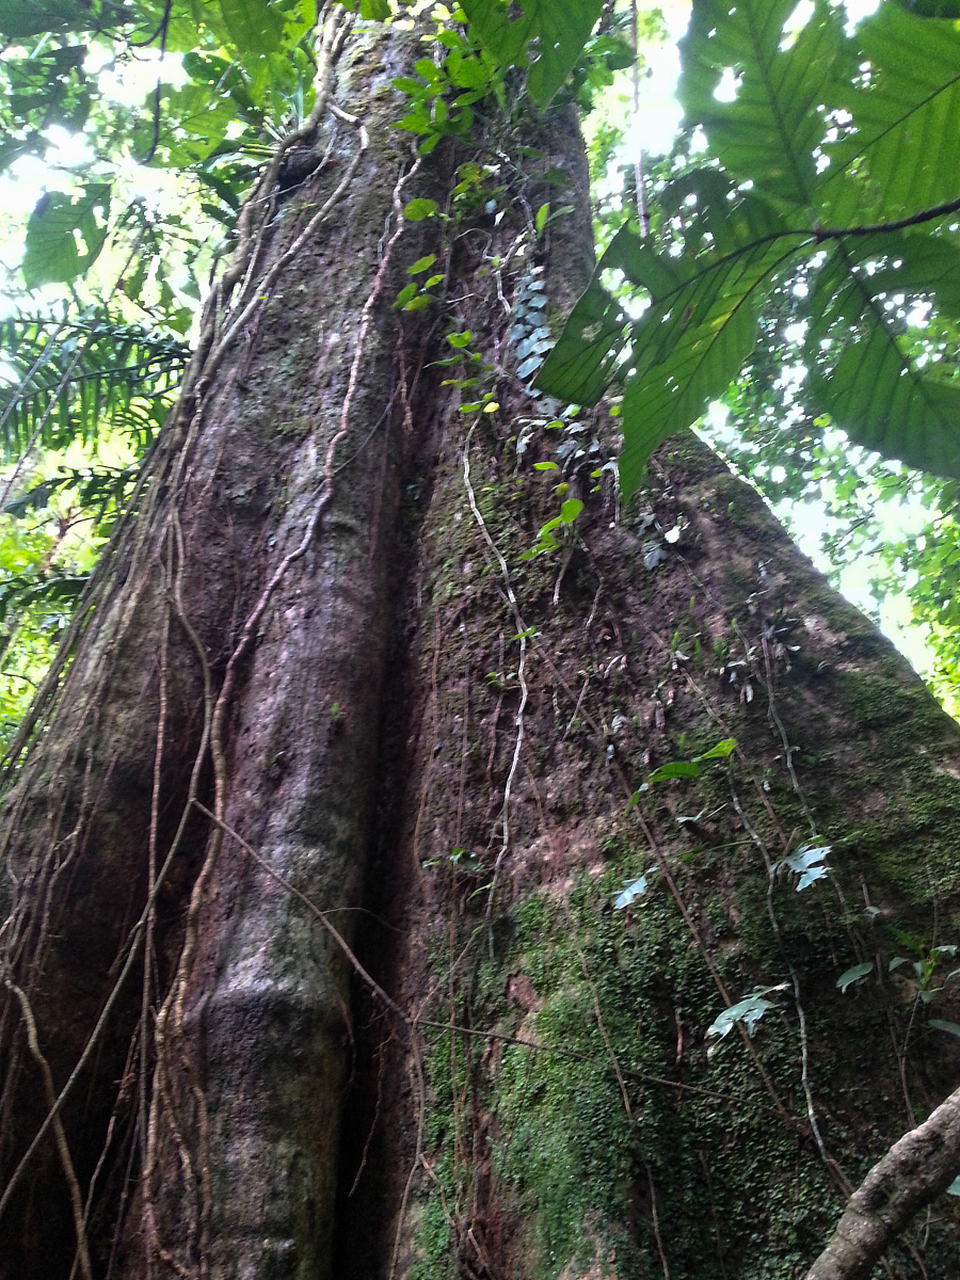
xmin=1 ymin=20 xmax=959 ymax=1280
xmin=344 ymin=418 xmax=960 ymax=1279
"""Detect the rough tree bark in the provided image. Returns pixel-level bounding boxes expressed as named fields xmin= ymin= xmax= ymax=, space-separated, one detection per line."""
xmin=0 ymin=15 xmax=423 ymax=1276
xmin=2 ymin=13 xmax=960 ymax=1280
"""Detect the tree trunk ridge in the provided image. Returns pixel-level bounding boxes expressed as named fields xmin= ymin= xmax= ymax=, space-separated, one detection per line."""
xmin=0 ymin=22 xmax=428 ymax=1277
xmin=2 ymin=18 xmax=960 ymax=1280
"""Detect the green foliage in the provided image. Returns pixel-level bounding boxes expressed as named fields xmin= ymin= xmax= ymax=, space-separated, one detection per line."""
xmin=625 ymin=736 xmax=735 ymax=804
xmin=404 ymin=198 xmax=440 ymax=221
xmin=519 ymin=496 xmax=583 ymax=560
xmin=393 ymin=14 xmax=503 ymax=153
xmin=391 ymin=0 xmax=619 ymax=159
xmin=22 ymin=185 xmax=111 ymax=288
xmin=460 ymin=0 xmax=603 ymax=104
xmin=679 ymin=0 xmax=850 ymax=214
xmin=839 ymin=925 xmax=960 ymax=1004
xmin=837 ymin=960 xmax=875 ymax=993
xmin=821 ymin=4 xmax=960 ymax=222
xmin=0 ymin=457 xmax=126 ymax=748
xmin=540 ymin=0 xmax=960 ymax=496
xmin=0 ymin=39 xmax=91 ymax=165
xmin=699 ymin=273 xmax=960 ymax=715
xmin=0 ymin=312 xmax=188 ymax=458
xmin=0 ymin=305 xmax=186 ymax=744
xmin=0 ymin=0 xmax=321 ymax=311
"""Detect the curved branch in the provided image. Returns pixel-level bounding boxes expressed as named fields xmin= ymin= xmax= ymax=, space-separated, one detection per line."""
xmin=816 ymin=194 xmax=960 ymax=240
xmin=805 ymin=1083 xmax=960 ymax=1280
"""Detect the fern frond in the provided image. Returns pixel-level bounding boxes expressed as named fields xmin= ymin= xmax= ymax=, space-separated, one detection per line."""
xmin=0 ymin=311 xmax=189 ymax=461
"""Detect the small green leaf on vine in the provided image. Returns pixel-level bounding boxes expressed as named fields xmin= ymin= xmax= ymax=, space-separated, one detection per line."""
xmin=648 ymin=761 xmax=701 ymax=782
xmin=405 ymin=198 xmax=439 ymax=220
xmin=707 ymin=986 xmax=787 ymax=1040
xmin=837 ymin=962 xmax=874 ymax=993
xmin=615 ymin=872 xmax=654 ymax=909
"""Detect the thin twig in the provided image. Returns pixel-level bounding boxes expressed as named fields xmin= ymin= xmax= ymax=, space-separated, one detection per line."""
xmin=644 ymin=1159 xmax=671 ymax=1280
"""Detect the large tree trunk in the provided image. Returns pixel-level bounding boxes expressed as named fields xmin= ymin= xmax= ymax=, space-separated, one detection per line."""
xmin=2 ymin=15 xmax=960 ymax=1280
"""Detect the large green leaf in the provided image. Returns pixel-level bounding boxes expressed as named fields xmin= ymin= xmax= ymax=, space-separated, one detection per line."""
xmin=0 ymin=0 xmax=106 ymax=36
xmin=460 ymin=0 xmax=603 ymax=104
xmin=548 ymin=0 xmax=960 ymax=499
xmin=615 ymin=241 xmax=803 ymax=496
xmin=220 ymin=0 xmax=287 ymax=57
xmin=677 ymin=0 xmax=851 ymax=215
xmin=805 ymin=232 xmax=960 ymax=475
xmin=22 ymin=185 xmax=111 ymax=289
xmin=541 ymin=193 xmax=807 ymax=495
xmin=813 ymin=335 xmax=960 ymax=476
xmin=535 ymin=253 xmax=631 ymax=405
xmin=898 ymin=1 xmax=960 ymax=15
xmin=807 ymin=231 xmax=960 ymax=343
xmin=140 ymin=80 xmax=240 ymax=165
xmin=819 ymin=4 xmax=960 ymax=224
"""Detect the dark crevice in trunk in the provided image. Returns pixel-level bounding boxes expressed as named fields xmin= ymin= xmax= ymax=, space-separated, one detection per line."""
xmin=331 ymin=358 xmax=453 ymax=1280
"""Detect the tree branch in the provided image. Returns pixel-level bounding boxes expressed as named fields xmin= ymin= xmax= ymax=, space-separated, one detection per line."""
xmin=816 ymin=194 xmax=960 ymax=240
xmin=806 ymin=1083 xmax=960 ymax=1280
